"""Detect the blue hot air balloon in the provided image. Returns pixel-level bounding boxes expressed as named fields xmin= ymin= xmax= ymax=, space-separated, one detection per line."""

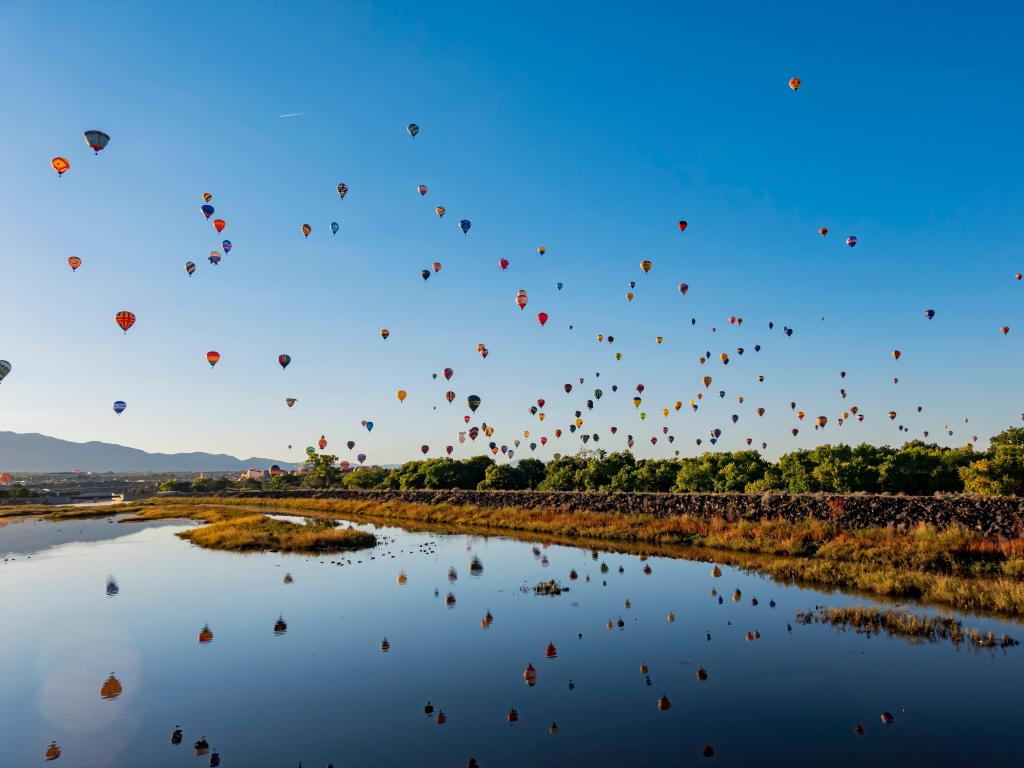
xmin=458 ymin=219 xmax=471 ymax=235
xmin=331 ymin=221 xmax=340 ymax=235
xmin=365 ymin=421 xmax=374 ymax=432
xmin=222 ymin=240 xmax=232 ymax=254
xmin=113 ymin=400 xmax=127 ymax=415
xmin=556 ymin=282 xmax=563 ymax=290
xmin=201 ymin=204 xmax=214 ymax=220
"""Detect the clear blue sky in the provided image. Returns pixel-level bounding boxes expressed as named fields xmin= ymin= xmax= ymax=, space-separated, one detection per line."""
xmin=1 ymin=1 xmax=1021 ymax=464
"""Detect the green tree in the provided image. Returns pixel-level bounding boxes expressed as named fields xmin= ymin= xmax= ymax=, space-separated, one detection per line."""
xmin=517 ymin=458 xmax=546 ymax=489
xmin=342 ymin=466 xmax=391 ymax=489
xmin=301 ymin=453 xmax=341 ymax=489
xmin=478 ymin=463 xmax=526 ymax=490
xmin=960 ymin=444 xmax=1024 ymax=496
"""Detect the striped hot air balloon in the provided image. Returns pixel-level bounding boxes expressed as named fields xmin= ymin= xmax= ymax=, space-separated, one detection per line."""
xmin=115 ymin=311 xmax=136 ymax=333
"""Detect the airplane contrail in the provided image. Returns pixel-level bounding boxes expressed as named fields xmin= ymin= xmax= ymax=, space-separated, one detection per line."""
xmin=279 ymin=112 xmax=309 ymax=118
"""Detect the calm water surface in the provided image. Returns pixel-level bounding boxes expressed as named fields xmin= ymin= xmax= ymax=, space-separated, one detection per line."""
xmin=1 ymin=513 xmax=1022 ymax=766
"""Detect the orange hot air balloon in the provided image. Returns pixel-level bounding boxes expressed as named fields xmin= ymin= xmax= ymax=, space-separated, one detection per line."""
xmin=380 ymin=328 xmax=390 ymax=339
xmin=301 ymin=224 xmax=311 ymax=238
xmin=655 ymin=336 xmax=663 ymax=344
xmin=67 ymin=256 xmax=82 ymax=271
xmin=435 ymin=206 xmax=446 ymax=218
xmin=626 ymin=292 xmax=634 ymax=302
xmin=815 ymin=416 xmax=827 ymax=428
xmin=819 ymin=227 xmax=828 ymax=236
xmin=1001 ymin=326 xmax=1010 ymax=335
xmin=789 ymin=77 xmax=801 ymax=90
xmin=396 ymin=389 xmax=407 ymax=402
xmin=115 ymin=311 xmax=136 ymax=333
xmin=51 ymin=156 xmax=70 ymax=176
xmin=1015 ymin=273 xmax=1022 ymax=280
xmin=198 ymin=624 xmax=214 ymax=644
xmin=677 ymin=220 xmax=688 ymax=232
xmin=100 ymin=674 xmax=123 ymax=700
xmin=432 ymin=261 xmax=442 ymax=272
xmin=319 ymin=435 xmax=328 ymax=450
xmin=640 ymin=259 xmax=652 ymax=274
xmin=888 ymin=410 xmax=897 ymax=420
xmin=797 ymin=411 xmax=805 ymax=420
xmin=206 ymin=351 xmax=221 ymax=367
xmin=213 ymin=218 xmax=226 ymax=233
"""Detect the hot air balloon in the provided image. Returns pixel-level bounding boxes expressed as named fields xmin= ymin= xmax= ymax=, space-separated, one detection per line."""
xmin=365 ymin=421 xmax=374 ymax=431
xmin=537 ymin=312 xmax=549 ymax=326
xmin=444 ymin=368 xmax=454 ymax=381
xmin=924 ymin=309 xmax=935 ymax=320
xmin=432 ymin=261 xmax=442 ymax=272
xmin=285 ymin=398 xmax=297 ymax=408
xmin=113 ymin=400 xmax=126 ymax=415
xmin=516 ymin=290 xmax=528 ymax=310
xmin=319 ymin=435 xmax=328 ymax=450
xmin=337 ymin=182 xmax=349 ymax=199
xmin=208 ymin=252 xmax=221 ymax=265
xmin=185 ymin=261 xmax=196 ymax=276
xmin=51 ymin=157 xmax=70 ymax=176
xmin=499 ymin=258 xmax=510 ymax=270
xmin=331 ymin=221 xmax=340 ymax=235
xmin=678 ymin=220 xmax=688 ymax=232
xmin=407 ymin=123 xmax=420 ymax=138
xmin=202 ymin=192 xmax=213 ymax=202
xmin=459 ymin=219 xmax=471 ymax=234
xmin=678 ymin=283 xmax=689 ymax=295
xmin=115 ymin=311 xmax=135 ymax=333
xmin=892 ymin=350 xmax=901 ymax=360
xmin=279 ymin=354 xmax=291 ymax=370
xmin=846 ymin=235 xmax=857 ymax=247
xmin=213 ymin=218 xmax=226 ymax=233
xmin=816 ymin=416 xmax=828 ymax=428
xmin=819 ymin=227 xmax=828 ymax=236
xmin=421 ymin=269 xmax=430 ymax=281
xmin=467 ymin=395 xmax=481 ymax=412
xmin=1001 ymin=326 xmax=1010 ymax=335
xmin=80 ymin=129 xmax=113 ymax=156
xmin=396 ymin=390 xmax=407 ymax=402
xmin=625 ymin=292 xmax=634 ymax=302
xmin=68 ymin=256 xmax=82 ymax=271
xmin=789 ymin=77 xmax=801 ymax=90
xmin=206 ymin=351 xmax=220 ymax=367
xmin=201 ymin=204 xmax=215 ymax=219
xmin=640 ymin=259 xmax=652 ymax=274
xmin=300 ymin=224 xmax=311 ymax=238
xmin=100 ymin=674 xmax=123 ymax=700
xmin=417 ymin=184 xmax=428 ymax=196
xmin=222 ymin=240 xmax=232 ymax=253
xmin=435 ymin=206 xmax=446 ymax=218
xmin=556 ymin=282 xmax=563 ymax=290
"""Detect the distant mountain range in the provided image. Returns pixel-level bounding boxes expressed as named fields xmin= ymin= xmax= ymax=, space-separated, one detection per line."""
xmin=0 ymin=431 xmax=298 ymax=473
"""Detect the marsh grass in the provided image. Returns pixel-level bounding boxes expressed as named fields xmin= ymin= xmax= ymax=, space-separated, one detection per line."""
xmin=796 ymin=605 xmax=1019 ymax=649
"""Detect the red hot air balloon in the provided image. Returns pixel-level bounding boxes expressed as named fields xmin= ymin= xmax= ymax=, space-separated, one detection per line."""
xmin=537 ymin=312 xmax=549 ymax=326
xmin=279 ymin=354 xmax=291 ymax=370
xmin=499 ymin=258 xmax=510 ymax=270
xmin=443 ymin=368 xmax=454 ymax=381
xmin=319 ymin=435 xmax=328 ymax=450
xmin=115 ymin=311 xmax=136 ymax=333
xmin=677 ymin=220 xmax=688 ymax=232
xmin=892 ymin=350 xmax=901 ymax=360
xmin=819 ymin=227 xmax=828 ymax=236
xmin=206 ymin=351 xmax=221 ymax=367
xmin=213 ymin=219 xmax=226 ymax=233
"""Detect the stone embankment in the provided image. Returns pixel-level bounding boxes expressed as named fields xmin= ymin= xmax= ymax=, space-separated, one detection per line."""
xmin=212 ymin=489 xmax=1024 ymax=538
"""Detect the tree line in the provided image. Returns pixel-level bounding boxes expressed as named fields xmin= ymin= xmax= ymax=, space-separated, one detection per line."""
xmin=161 ymin=427 xmax=1024 ymax=497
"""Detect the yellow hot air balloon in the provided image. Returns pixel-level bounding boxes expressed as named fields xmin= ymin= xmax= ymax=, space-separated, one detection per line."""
xmin=51 ymin=156 xmax=70 ymax=176
xmin=655 ymin=336 xmax=663 ymax=344
xmin=396 ymin=389 xmax=407 ymax=402
xmin=789 ymin=76 xmax=801 ymax=90
xmin=537 ymin=246 xmax=546 ymax=255
xmin=380 ymin=328 xmax=390 ymax=339
xmin=661 ymin=408 xmax=669 ymax=417
xmin=632 ymin=397 xmax=642 ymax=408
xmin=674 ymin=401 xmax=682 ymax=411
xmin=702 ymin=376 xmax=713 ymax=388
xmin=640 ymin=259 xmax=652 ymax=273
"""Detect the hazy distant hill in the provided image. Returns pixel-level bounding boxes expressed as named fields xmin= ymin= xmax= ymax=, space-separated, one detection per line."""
xmin=0 ymin=431 xmax=297 ymax=473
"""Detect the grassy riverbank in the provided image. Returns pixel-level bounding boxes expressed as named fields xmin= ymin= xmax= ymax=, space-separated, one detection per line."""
xmin=147 ymin=496 xmax=1024 ymax=616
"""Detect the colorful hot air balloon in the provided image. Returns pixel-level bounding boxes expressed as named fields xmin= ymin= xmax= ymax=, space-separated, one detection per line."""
xmin=444 ymin=368 xmax=454 ymax=381
xmin=83 ymin=130 xmax=110 ymax=153
xmin=222 ymin=240 xmax=232 ymax=254
xmin=459 ymin=219 xmax=472 ymax=234
xmin=892 ymin=349 xmax=901 ymax=360
xmin=206 ymin=351 xmax=221 ymax=367
xmin=1001 ymin=326 xmax=1010 ymax=335
xmin=432 ymin=261 xmax=442 ymax=273
xmin=301 ymin=224 xmax=311 ymax=238
xmin=213 ymin=219 xmax=226 ymax=233
xmin=846 ymin=235 xmax=857 ymax=247
xmin=337 ymin=182 xmax=349 ymax=199
xmin=51 ymin=157 xmax=70 ymax=176
xmin=0 ymin=361 xmax=11 ymax=383
xmin=185 ymin=261 xmax=196 ymax=276
xmin=537 ymin=312 xmax=549 ymax=326
xmin=285 ymin=398 xmax=297 ymax=408
xmin=678 ymin=283 xmax=689 ymax=295
xmin=208 ymin=252 xmax=221 ymax=265
xmin=203 ymin=192 xmax=213 ymax=202
xmin=789 ymin=77 xmax=801 ymax=90
xmin=516 ymin=290 xmax=528 ymax=310
xmin=417 ymin=184 xmax=428 ymax=196
xmin=407 ymin=123 xmax=420 ymax=138
xmin=115 ymin=311 xmax=135 ymax=333
xmin=278 ymin=354 xmax=291 ymax=370
xmin=537 ymin=246 xmax=546 ymax=255
xmin=467 ymin=395 xmax=481 ymax=412
xmin=677 ymin=220 xmax=688 ymax=232
xmin=380 ymin=328 xmax=390 ymax=340
xmin=68 ymin=256 xmax=82 ymax=271
xmin=640 ymin=259 xmax=652 ymax=274
xmin=113 ymin=400 xmax=126 ymax=415
xmin=924 ymin=309 xmax=935 ymax=320
xmin=435 ymin=206 xmax=446 ymax=218
xmin=201 ymin=204 xmax=214 ymax=219
xmin=331 ymin=221 xmax=340 ymax=235
xmin=819 ymin=227 xmax=828 ymax=236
